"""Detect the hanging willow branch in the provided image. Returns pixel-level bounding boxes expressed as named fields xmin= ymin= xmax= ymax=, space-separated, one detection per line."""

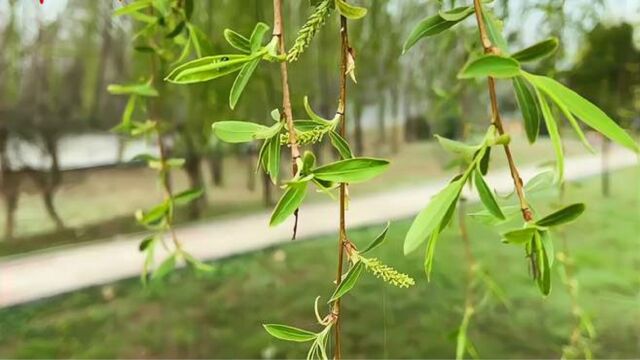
xmin=273 ymin=0 xmax=303 ymax=239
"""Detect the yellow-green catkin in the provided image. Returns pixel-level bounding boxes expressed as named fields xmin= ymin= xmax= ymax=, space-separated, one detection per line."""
xmin=362 ymin=257 xmax=415 ymax=288
xmin=287 ymin=0 xmax=332 ymax=62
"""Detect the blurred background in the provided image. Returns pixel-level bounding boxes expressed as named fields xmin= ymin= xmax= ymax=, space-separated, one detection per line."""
xmin=0 ymin=0 xmax=638 ymax=358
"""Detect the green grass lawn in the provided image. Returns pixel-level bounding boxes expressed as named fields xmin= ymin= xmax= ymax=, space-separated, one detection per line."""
xmin=0 ymin=167 xmax=637 ymax=359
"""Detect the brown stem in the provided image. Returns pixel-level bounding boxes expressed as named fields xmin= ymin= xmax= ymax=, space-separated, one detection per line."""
xmin=471 ymin=0 xmax=533 ymax=222
xmin=148 ymin=6 xmax=181 ymax=251
xmin=273 ymin=0 xmax=302 ymax=239
xmin=332 ymin=14 xmax=350 ymax=360
xmin=459 ymin=197 xmax=477 ymax=307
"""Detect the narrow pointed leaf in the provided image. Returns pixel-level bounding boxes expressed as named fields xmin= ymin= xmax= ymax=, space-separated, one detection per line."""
xmin=335 ymin=0 xmax=367 ymax=19
xmin=312 ymin=158 xmax=389 ymax=183
xmin=403 ymin=12 xmax=472 ymax=53
xmin=263 ymin=324 xmax=317 ymax=342
xmin=536 ymin=89 xmax=564 ymax=182
xmin=165 ymin=55 xmax=249 ymax=84
xmin=328 ymin=261 xmax=365 ymax=302
xmin=481 ymin=6 xmax=508 ymax=52
xmin=501 ymin=227 xmax=536 ymax=244
xmin=249 ymin=22 xmax=270 ymax=52
xmin=539 ymin=230 xmax=554 ymax=267
xmin=523 ymin=72 xmax=639 ymax=153
xmin=438 ymin=6 xmax=474 ymax=21
xmin=230 ymin=57 xmax=261 ymax=109
xmin=328 ymin=131 xmax=354 ymax=159
xmin=267 ymin=136 xmax=281 ymax=184
xmin=361 ymin=222 xmax=390 ymax=254
xmin=223 ymin=28 xmax=251 ymax=53
xmin=556 ymin=100 xmax=595 ymax=153
xmin=270 ymin=182 xmax=308 ymax=226
xmin=405 ymin=178 xmax=464 ymax=254
xmin=173 ymin=188 xmax=204 ymax=206
xmin=474 ymin=169 xmax=505 ymax=219
xmin=536 ymin=203 xmax=585 ymax=227
xmin=513 ymin=76 xmax=541 ymax=143
xmin=512 ymin=37 xmax=559 ymax=63
xmin=107 ymin=82 xmax=158 ymax=97
xmin=212 ymin=121 xmax=270 ymax=143
xmin=458 ymin=55 xmax=521 ymax=79
xmin=152 ymin=254 xmax=176 ymax=281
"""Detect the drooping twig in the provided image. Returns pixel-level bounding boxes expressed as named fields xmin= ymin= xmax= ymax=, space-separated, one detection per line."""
xmin=273 ymin=0 xmax=303 ymax=239
xmin=332 ymin=13 xmax=350 ymax=360
xmin=471 ymin=0 xmax=533 ymax=222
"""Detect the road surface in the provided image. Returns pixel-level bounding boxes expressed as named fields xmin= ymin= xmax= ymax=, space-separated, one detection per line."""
xmin=0 ymin=149 xmax=637 ymax=307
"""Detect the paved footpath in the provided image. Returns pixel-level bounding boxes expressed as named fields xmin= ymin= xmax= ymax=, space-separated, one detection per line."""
xmin=0 ymin=149 xmax=637 ymax=307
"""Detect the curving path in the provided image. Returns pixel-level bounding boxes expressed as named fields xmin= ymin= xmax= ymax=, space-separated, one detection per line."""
xmin=0 ymin=148 xmax=637 ymax=307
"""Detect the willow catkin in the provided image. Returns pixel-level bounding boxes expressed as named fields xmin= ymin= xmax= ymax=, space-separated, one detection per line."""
xmin=287 ymin=0 xmax=332 ymax=62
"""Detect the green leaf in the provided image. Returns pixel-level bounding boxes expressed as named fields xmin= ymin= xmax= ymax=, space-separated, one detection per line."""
xmin=223 ymin=28 xmax=251 ymax=53
xmin=107 ymin=82 xmax=158 ymax=97
xmin=481 ymin=5 xmax=508 ymax=52
xmin=361 ymin=222 xmax=390 ymax=254
xmin=137 ymin=202 xmax=169 ymax=226
xmin=166 ymin=21 xmax=185 ymax=38
xmin=536 ymin=203 xmax=585 ymax=227
xmin=512 ymin=37 xmax=559 ymax=63
xmin=188 ymin=24 xmax=214 ymax=57
xmin=469 ymin=205 xmax=520 ymax=225
xmin=138 ymin=235 xmax=155 ymax=252
xmin=311 ymin=158 xmax=389 ymax=183
xmin=152 ymin=254 xmax=176 ymax=281
xmin=249 ymin=22 xmax=270 ymax=52
xmin=523 ymin=72 xmax=639 ymax=153
xmin=479 ymin=146 xmax=491 ymax=175
xmin=513 ymin=76 xmax=541 ymax=144
xmin=301 ymin=151 xmax=316 ymax=174
xmin=270 ymin=182 xmax=308 ymax=227
xmin=534 ymin=231 xmax=551 ymax=296
xmin=334 ymin=0 xmax=367 ymax=19
xmin=328 ymin=131 xmax=354 ymax=159
xmin=173 ymin=188 xmax=204 ymax=206
xmin=536 ymin=88 xmax=564 ymax=182
xmin=474 ymin=169 xmax=505 ymax=220
xmin=524 ymin=170 xmax=555 ymax=193
xmin=435 ymin=135 xmax=478 ymax=162
xmin=555 ymin=100 xmax=595 ymax=153
xmin=229 ymin=57 xmax=261 ymax=109
xmin=267 ymin=136 xmax=281 ymax=184
xmin=539 ymin=230 xmax=554 ymax=267
xmin=501 ymin=227 xmax=536 ymax=244
xmin=458 ymin=55 xmax=521 ymax=79
xmin=402 ymin=11 xmax=473 ymax=53
xmin=212 ymin=121 xmax=270 ymax=143
xmin=438 ymin=6 xmax=474 ymax=21
xmin=329 ymin=261 xmax=365 ymax=302
xmin=113 ymin=0 xmax=152 ymax=16
xmin=423 ymin=231 xmax=439 ymax=281
xmin=263 ymin=324 xmax=317 ymax=343
xmin=165 ymin=55 xmax=249 ymax=84
xmin=404 ymin=178 xmax=464 ymax=254
xmin=303 ymin=96 xmax=333 ymax=125
xmin=183 ymin=252 xmax=215 ymax=274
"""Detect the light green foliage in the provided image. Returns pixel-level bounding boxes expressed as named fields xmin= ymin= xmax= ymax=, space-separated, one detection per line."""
xmin=109 ymin=0 xmax=212 ymax=282
xmin=403 ymin=1 xmax=638 ymax=297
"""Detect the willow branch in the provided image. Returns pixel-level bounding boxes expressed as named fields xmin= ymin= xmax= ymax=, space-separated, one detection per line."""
xmin=273 ymin=0 xmax=302 ymax=238
xmin=331 ymin=13 xmax=350 ymax=360
xmin=471 ymin=0 xmax=533 ymax=222
xmin=149 ymin=7 xmax=181 ymax=251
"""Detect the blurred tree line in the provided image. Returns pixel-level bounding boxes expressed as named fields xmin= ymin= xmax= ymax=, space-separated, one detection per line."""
xmin=0 ymin=0 xmax=637 ymax=240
